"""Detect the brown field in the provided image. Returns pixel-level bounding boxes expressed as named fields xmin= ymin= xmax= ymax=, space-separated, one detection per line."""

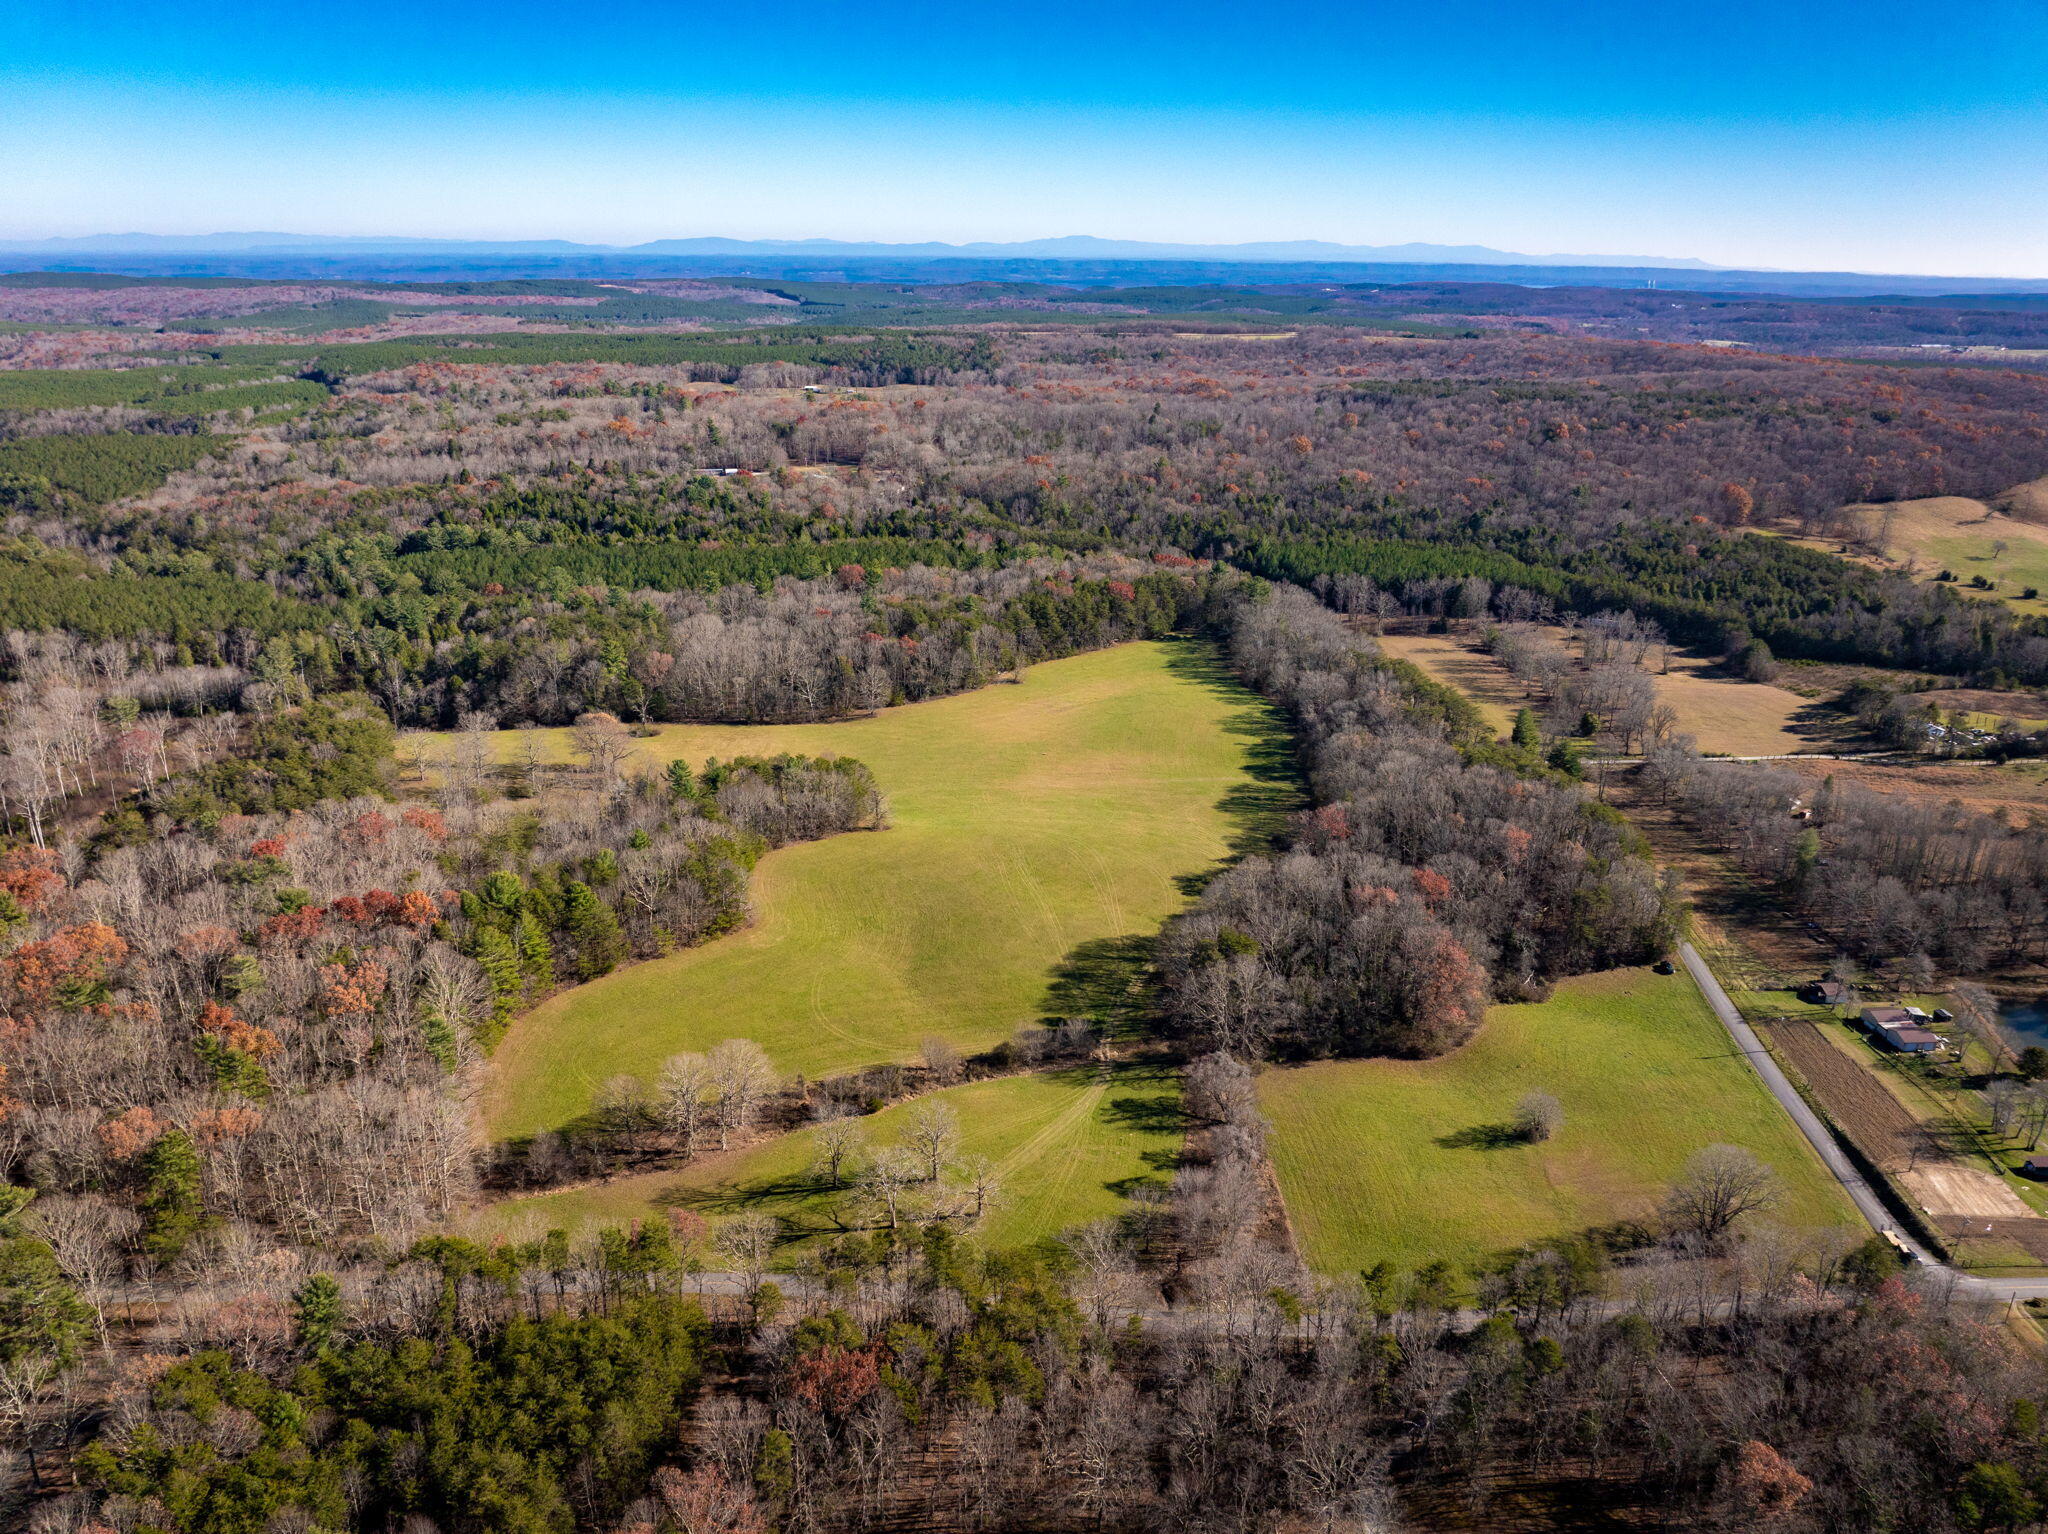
xmin=1645 ymin=652 xmax=1842 ymax=755
xmin=1772 ymin=755 xmax=2048 ymax=824
xmin=1903 ymin=1163 xmax=2034 ymax=1221
xmin=1375 ymin=627 xmax=1840 ymax=755
xmin=1372 ymin=631 xmax=1522 ymax=734
xmin=1769 ymin=1016 xmax=2048 ymax=1263
xmin=1767 ymin=1017 xmax=1924 ymax=1171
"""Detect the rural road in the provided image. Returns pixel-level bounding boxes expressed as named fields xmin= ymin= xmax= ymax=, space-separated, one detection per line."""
xmin=1678 ymin=942 xmax=2048 ymax=1302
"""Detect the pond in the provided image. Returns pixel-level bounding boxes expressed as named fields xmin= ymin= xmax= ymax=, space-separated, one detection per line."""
xmin=1999 ymin=996 xmax=2048 ymax=1052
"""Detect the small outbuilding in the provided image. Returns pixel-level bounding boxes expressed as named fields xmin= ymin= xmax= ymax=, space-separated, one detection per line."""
xmin=2022 ymin=1158 xmax=2048 ymax=1181
xmin=1805 ymin=981 xmax=1854 ymax=1007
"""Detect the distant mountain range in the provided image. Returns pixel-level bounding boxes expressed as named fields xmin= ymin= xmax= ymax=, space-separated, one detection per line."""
xmin=0 ymin=231 xmax=1726 ymax=269
xmin=8 ymin=234 xmax=2047 ymax=299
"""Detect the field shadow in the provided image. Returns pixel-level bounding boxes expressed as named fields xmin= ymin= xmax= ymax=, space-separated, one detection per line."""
xmin=1042 ymin=934 xmax=1157 ymax=1037
xmin=1436 ymin=1121 xmax=1531 ymax=1151
xmin=1160 ymin=640 xmax=1307 ymax=890
xmin=1101 ymin=1091 xmax=1195 ymax=1134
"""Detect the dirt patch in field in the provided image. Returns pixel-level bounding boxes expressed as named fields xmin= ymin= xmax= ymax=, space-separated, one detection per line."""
xmin=1900 ymin=1163 xmax=2035 ymax=1220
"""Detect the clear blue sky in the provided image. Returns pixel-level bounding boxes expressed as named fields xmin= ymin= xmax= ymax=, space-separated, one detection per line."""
xmin=3 ymin=0 xmax=2044 ymax=275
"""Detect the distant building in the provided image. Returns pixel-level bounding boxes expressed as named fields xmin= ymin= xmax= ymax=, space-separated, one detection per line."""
xmin=1805 ymin=981 xmax=1854 ymax=1007
xmin=2024 ymin=1158 xmax=2048 ymax=1180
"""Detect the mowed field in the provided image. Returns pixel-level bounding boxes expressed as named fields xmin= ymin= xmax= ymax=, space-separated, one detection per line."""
xmin=481 ymin=642 xmax=1291 ymax=1139
xmin=473 ymin=1065 xmax=1182 ymax=1255
xmin=1376 ymin=629 xmax=1832 ymax=755
xmin=1259 ymin=970 xmax=1856 ymax=1274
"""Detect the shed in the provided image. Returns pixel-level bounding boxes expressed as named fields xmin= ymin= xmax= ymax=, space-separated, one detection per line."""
xmin=2024 ymin=1158 xmax=2048 ymax=1180
xmin=1885 ymin=1026 xmax=1942 ymax=1054
xmin=1806 ymin=981 xmax=1854 ymax=1006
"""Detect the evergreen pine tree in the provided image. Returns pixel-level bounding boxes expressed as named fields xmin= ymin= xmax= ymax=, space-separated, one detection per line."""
xmin=139 ymin=1130 xmax=207 ymax=1262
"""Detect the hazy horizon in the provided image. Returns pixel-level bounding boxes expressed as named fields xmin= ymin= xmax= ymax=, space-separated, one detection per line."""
xmin=4 ymin=0 xmax=2044 ymax=278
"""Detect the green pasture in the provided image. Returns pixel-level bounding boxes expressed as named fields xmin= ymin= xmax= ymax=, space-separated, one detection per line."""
xmin=1260 ymin=969 xmax=1858 ymax=1275
xmin=474 ymin=1064 xmax=1183 ymax=1257
xmin=481 ymin=641 xmax=1296 ymax=1139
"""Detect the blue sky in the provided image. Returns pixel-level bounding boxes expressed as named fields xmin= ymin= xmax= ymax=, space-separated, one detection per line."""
xmin=3 ymin=0 xmax=2044 ymax=274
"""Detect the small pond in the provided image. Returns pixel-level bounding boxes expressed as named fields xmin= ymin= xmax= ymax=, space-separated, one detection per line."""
xmin=1999 ymin=996 xmax=2048 ymax=1052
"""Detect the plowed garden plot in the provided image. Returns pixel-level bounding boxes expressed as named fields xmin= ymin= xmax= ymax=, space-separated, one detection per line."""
xmin=1766 ymin=1018 xmax=1922 ymax=1170
xmin=1768 ymin=1017 xmax=2048 ymax=1264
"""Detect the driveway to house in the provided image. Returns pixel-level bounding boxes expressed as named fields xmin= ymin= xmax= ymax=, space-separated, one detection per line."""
xmin=1679 ymin=942 xmax=2048 ymax=1302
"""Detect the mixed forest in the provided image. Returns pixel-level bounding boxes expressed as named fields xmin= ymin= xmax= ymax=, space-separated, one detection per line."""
xmin=6 ymin=269 xmax=2048 ymax=1532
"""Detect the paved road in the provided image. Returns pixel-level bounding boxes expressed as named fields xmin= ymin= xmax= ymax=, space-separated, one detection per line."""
xmin=1678 ymin=942 xmax=2048 ymax=1302
xmin=1586 ymin=752 xmax=1896 ymax=766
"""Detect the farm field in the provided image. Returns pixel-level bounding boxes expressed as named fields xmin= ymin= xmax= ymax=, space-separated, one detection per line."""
xmin=1375 ymin=626 xmax=1837 ymax=755
xmin=480 ymin=641 xmax=1294 ymax=1139
xmin=472 ymin=1065 xmax=1182 ymax=1256
xmin=1259 ymin=969 xmax=1857 ymax=1274
xmin=1768 ymin=1015 xmax=2048 ymax=1268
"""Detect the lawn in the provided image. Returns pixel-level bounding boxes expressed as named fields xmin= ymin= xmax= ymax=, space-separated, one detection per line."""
xmin=471 ymin=1064 xmax=1183 ymax=1257
xmin=480 ymin=641 xmax=1295 ymax=1139
xmin=1259 ymin=969 xmax=1857 ymax=1275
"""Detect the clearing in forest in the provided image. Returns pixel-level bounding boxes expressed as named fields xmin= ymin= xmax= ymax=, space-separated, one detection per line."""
xmin=473 ymin=1064 xmax=1183 ymax=1255
xmin=1376 ymin=627 xmax=1835 ymax=756
xmin=1831 ymin=480 xmax=2048 ymax=617
xmin=482 ymin=642 xmax=1294 ymax=1139
xmin=1259 ymin=969 xmax=1857 ymax=1274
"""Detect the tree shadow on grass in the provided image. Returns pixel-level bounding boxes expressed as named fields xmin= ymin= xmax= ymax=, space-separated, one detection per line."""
xmin=657 ymin=1171 xmax=833 ymax=1216
xmin=1436 ymin=1122 xmax=1531 ymax=1151
xmin=1042 ymin=935 xmax=1157 ymax=1037
xmin=1101 ymin=1093 xmax=1195 ymax=1134
xmin=1159 ymin=640 xmax=1307 ymax=894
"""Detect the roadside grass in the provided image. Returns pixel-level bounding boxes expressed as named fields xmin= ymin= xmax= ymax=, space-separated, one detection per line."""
xmin=477 ymin=641 xmax=1299 ymax=1139
xmin=471 ymin=1064 xmax=1184 ymax=1257
xmin=1259 ymin=969 xmax=1858 ymax=1275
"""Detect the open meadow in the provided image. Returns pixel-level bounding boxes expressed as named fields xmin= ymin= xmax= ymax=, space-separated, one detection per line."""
xmin=479 ymin=642 xmax=1294 ymax=1139
xmin=472 ymin=1063 xmax=1182 ymax=1255
xmin=1259 ymin=969 xmax=1857 ymax=1274
xmin=1832 ymin=479 xmax=2048 ymax=617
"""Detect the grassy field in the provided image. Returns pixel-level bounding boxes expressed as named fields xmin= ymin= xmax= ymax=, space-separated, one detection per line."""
xmin=480 ymin=642 xmax=1295 ymax=1139
xmin=472 ymin=1064 xmax=1183 ymax=1256
xmin=1259 ymin=969 xmax=1857 ymax=1275
xmin=1831 ymin=487 xmax=2048 ymax=618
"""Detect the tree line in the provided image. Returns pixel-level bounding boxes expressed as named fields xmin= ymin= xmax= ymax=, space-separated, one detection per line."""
xmin=1157 ymin=584 xmax=1676 ymax=1060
